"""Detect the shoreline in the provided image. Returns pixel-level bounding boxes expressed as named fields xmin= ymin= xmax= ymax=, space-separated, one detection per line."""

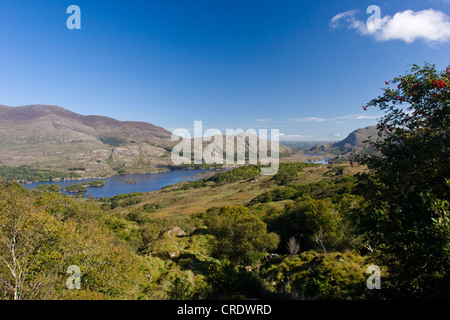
xmin=17 ymin=166 xmax=224 ymax=185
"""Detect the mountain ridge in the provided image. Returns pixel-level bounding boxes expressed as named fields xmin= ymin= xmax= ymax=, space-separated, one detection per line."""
xmin=309 ymin=126 xmax=379 ymax=161
xmin=0 ymin=105 xmax=176 ymax=177
xmin=0 ymin=104 xmax=172 ymax=139
xmin=0 ymin=104 xmax=292 ymax=180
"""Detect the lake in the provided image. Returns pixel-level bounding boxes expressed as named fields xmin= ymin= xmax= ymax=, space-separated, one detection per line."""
xmin=307 ymin=154 xmax=331 ymax=164
xmin=22 ymin=169 xmax=214 ymax=198
xmin=312 ymin=157 xmax=331 ymax=164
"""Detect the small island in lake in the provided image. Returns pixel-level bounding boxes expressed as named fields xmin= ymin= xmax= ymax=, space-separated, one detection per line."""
xmin=88 ymin=180 xmax=106 ymax=187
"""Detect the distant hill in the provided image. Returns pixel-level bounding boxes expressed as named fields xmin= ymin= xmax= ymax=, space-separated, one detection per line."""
xmin=0 ymin=104 xmax=172 ymax=140
xmin=0 ymin=105 xmax=178 ymax=178
xmin=309 ymin=126 xmax=380 ymax=161
xmin=0 ymin=105 xmax=291 ymax=180
xmin=280 ymin=141 xmax=333 ymax=151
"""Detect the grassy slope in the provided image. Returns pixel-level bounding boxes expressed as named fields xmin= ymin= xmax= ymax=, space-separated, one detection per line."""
xmin=108 ymin=161 xmax=367 ymax=219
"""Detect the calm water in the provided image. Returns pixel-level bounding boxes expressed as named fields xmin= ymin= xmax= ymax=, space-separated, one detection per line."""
xmin=22 ymin=169 xmax=213 ymax=198
xmin=312 ymin=157 xmax=331 ymax=164
xmin=307 ymin=154 xmax=331 ymax=164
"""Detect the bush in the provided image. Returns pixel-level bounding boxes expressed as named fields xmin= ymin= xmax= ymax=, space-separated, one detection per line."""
xmin=267 ymin=196 xmax=355 ymax=253
xmin=204 ymin=206 xmax=279 ymax=264
xmin=33 ymin=184 xmax=61 ymax=193
xmin=261 ymin=252 xmax=368 ymax=300
xmin=358 ymin=63 xmax=450 ymax=298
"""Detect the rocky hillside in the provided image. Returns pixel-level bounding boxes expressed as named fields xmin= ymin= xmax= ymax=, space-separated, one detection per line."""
xmin=0 ymin=105 xmax=292 ymax=179
xmin=309 ymin=126 xmax=380 ymax=161
xmin=0 ymin=105 xmax=176 ymax=177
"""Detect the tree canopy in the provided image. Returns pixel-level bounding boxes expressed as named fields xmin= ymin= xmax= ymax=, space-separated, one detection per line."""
xmin=358 ymin=63 xmax=450 ymax=298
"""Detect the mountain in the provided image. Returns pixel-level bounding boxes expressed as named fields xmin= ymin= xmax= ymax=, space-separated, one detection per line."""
xmin=0 ymin=105 xmax=176 ymax=178
xmin=0 ymin=105 xmax=292 ymax=180
xmin=280 ymin=140 xmax=333 ymax=151
xmin=0 ymin=104 xmax=172 ymax=140
xmin=309 ymin=126 xmax=380 ymax=161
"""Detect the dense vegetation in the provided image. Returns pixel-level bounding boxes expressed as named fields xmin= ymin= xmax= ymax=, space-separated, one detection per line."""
xmin=357 ymin=63 xmax=450 ymax=298
xmin=0 ymin=170 xmax=370 ymax=300
xmin=0 ymin=64 xmax=448 ymax=300
xmin=100 ymin=192 xmax=145 ymax=210
xmin=62 ymin=180 xmax=105 ymax=194
xmin=0 ymin=165 xmax=80 ymax=182
xmin=180 ymin=164 xmax=262 ymax=189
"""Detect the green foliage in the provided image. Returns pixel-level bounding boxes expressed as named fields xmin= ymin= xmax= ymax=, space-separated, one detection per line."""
xmin=166 ymin=276 xmax=195 ymax=300
xmin=101 ymin=192 xmax=144 ymax=209
xmin=203 ymin=206 xmax=279 ymax=264
xmin=61 ymin=180 xmax=105 ymax=194
xmin=255 ymin=186 xmax=300 ymax=203
xmin=33 ymin=184 xmax=61 ymax=193
xmin=143 ymin=202 xmax=162 ymax=212
xmin=255 ymin=175 xmax=357 ymax=204
xmin=127 ymin=208 xmax=151 ymax=224
xmin=266 ymin=196 xmax=357 ymax=253
xmin=181 ymin=165 xmax=261 ymax=190
xmin=207 ymin=165 xmax=260 ymax=185
xmin=0 ymin=180 xmax=144 ymax=300
xmin=0 ymin=165 xmax=80 ymax=182
xmin=358 ymin=63 xmax=450 ymax=298
xmin=138 ymin=218 xmax=173 ymax=256
xmin=102 ymin=214 xmax=142 ymax=251
xmin=63 ymin=183 xmax=87 ymax=193
xmin=120 ymin=197 xmax=142 ymax=207
xmin=270 ymin=163 xmax=314 ymax=186
xmin=261 ymin=252 xmax=368 ymax=299
xmin=203 ymin=261 xmax=266 ymax=299
xmin=87 ymin=180 xmax=105 ymax=187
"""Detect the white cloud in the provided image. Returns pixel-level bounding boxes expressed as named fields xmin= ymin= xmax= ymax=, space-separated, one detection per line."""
xmin=278 ymin=133 xmax=313 ymax=139
xmin=289 ymin=117 xmax=326 ymax=123
xmin=335 ymin=114 xmax=382 ymax=120
xmin=330 ymin=9 xmax=358 ymax=29
xmin=278 ymin=132 xmax=312 ymax=139
xmin=255 ymin=118 xmax=272 ymax=122
xmin=331 ymin=8 xmax=450 ymax=44
xmin=354 ymin=115 xmax=381 ymax=120
xmin=289 ymin=113 xmax=382 ymax=122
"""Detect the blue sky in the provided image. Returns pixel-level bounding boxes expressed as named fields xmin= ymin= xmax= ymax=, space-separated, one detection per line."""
xmin=1 ymin=0 xmax=449 ymax=141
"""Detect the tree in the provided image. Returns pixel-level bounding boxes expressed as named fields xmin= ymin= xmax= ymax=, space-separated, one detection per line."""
xmin=138 ymin=218 xmax=171 ymax=256
xmin=204 ymin=206 xmax=279 ymax=265
xmin=167 ymin=276 xmax=194 ymax=300
xmin=0 ymin=180 xmax=144 ymax=300
xmin=286 ymin=236 xmax=300 ymax=255
xmin=0 ymin=182 xmax=69 ymax=299
xmin=358 ymin=63 xmax=450 ymax=298
xmin=33 ymin=184 xmax=61 ymax=193
xmin=268 ymin=196 xmax=351 ymax=253
xmin=203 ymin=260 xmax=265 ymax=299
